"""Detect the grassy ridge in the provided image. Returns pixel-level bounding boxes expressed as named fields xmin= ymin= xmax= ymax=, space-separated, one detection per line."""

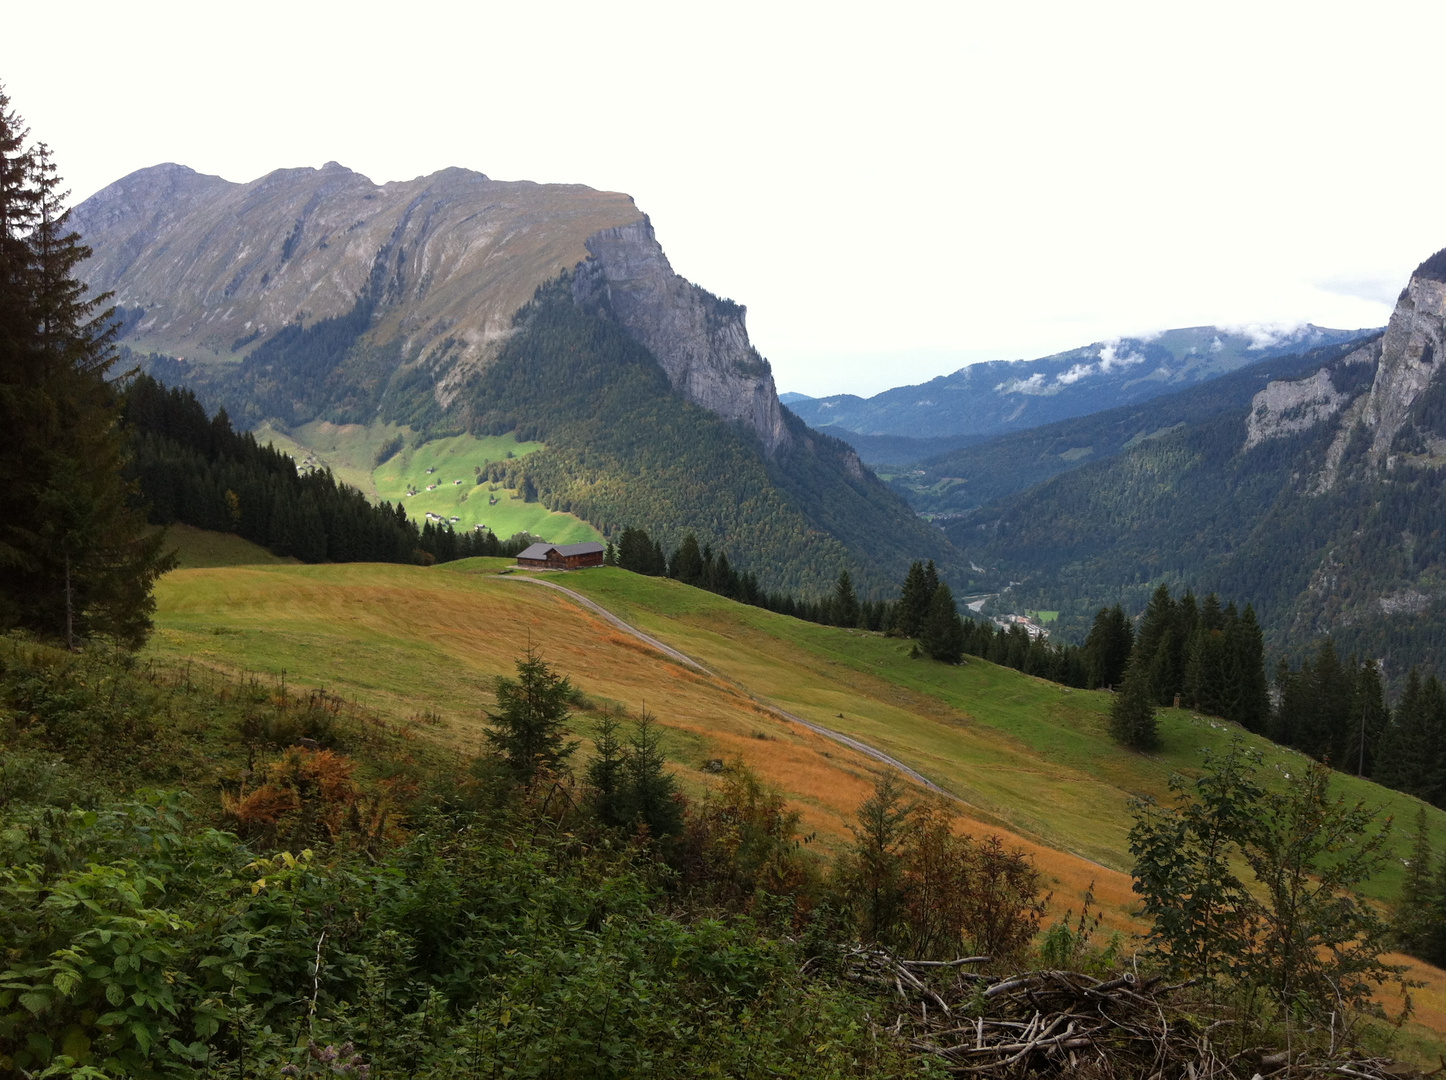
xmin=145 ymin=544 xmax=1446 ymax=895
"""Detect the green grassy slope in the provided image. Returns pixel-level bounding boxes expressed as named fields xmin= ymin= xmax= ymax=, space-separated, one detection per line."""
xmin=145 ymin=548 xmax=1446 ymax=913
xmin=161 ymin=522 xmax=299 ymax=569
xmin=555 ymin=568 xmax=1446 ymax=897
xmin=253 ymin=421 xmax=600 ymax=544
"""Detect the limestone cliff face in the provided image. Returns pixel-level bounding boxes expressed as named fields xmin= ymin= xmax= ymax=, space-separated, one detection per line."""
xmin=1244 ymin=367 xmax=1353 ymax=449
xmin=1242 ymin=259 xmax=1446 ymax=484
xmin=572 ymin=218 xmax=792 ymax=455
xmin=1361 ymin=273 xmax=1446 ymax=462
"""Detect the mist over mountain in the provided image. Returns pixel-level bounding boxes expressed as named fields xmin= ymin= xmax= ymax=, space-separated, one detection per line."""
xmin=786 ymin=325 xmax=1376 ymax=462
xmin=891 ymin=338 xmax=1372 ymax=519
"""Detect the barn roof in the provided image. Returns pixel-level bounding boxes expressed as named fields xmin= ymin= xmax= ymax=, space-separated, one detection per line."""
xmin=517 ymin=541 xmax=605 ymax=560
xmin=556 ymin=541 xmax=605 ymax=556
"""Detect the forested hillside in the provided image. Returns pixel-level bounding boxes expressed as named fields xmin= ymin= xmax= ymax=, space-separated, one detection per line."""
xmin=944 ymin=261 xmax=1446 ymax=677
xmin=894 ymin=336 xmax=1375 ymax=518
xmin=123 ymin=375 xmax=532 ymax=566
xmin=454 ymin=276 xmax=959 ymax=593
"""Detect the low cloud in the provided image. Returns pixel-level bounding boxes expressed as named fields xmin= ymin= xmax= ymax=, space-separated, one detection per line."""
xmin=996 ymin=340 xmax=1150 ymax=394
xmin=995 ymin=372 xmax=1046 ymax=394
xmin=1223 ymin=322 xmax=1313 ymax=351
xmin=1095 ymin=342 xmax=1148 ymax=373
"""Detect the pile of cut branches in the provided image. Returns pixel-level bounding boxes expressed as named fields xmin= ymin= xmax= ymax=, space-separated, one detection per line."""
xmin=815 ymin=946 xmax=1424 ymax=1080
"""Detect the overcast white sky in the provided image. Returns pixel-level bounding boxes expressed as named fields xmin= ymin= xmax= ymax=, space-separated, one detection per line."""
xmin=4 ymin=0 xmax=1442 ymax=396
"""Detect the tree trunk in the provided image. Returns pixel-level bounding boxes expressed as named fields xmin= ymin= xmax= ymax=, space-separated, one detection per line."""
xmin=64 ymin=551 xmax=74 ymax=650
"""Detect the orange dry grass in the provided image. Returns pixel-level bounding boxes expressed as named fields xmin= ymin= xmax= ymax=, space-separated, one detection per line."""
xmin=151 ymin=562 xmax=1446 ymax=1048
xmin=151 ymin=563 xmax=1126 ymax=918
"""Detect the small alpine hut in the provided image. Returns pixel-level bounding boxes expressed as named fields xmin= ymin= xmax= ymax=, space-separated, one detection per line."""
xmin=516 ymin=541 xmax=606 ymax=570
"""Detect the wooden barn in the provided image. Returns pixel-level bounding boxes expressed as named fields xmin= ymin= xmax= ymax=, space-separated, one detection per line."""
xmin=516 ymin=541 xmax=606 ymax=570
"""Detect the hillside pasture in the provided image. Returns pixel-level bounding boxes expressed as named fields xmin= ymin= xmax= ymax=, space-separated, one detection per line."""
xmin=144 ymin=555 xmax=1446 ymax=1042
xmin=253 ymin=420 xmax=600 ymax=544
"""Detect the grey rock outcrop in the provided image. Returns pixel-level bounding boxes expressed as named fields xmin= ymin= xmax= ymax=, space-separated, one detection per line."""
xmin=1361 ymin=274 xmax=1446 ymax=462
xmin=1242 ymin=261 xmax=1446 ymax=483
xmin=72 ymin=164 xmax=799 ymax=446
xmin=1244 ymin=367 xmax=1351 ymax=449
xmin=573 ymin=217 xmax=792 ymax=455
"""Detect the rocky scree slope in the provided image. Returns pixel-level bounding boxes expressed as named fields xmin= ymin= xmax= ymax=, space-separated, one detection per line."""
xmin=947 ymin=250 xmax=1446 ymax=673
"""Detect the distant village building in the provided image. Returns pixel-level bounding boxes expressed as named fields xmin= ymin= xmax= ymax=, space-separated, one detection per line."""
xmin=516 ymin=541 xmax=606 ymax=570
xmin=992 ymin=612 xmax=1049 ymax=640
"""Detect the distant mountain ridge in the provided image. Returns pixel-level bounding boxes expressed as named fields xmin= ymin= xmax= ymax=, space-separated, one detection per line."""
xmin=71 ymin=162 xmax=957 ymax=591
xmin=891 ymin=337 xmax=1374 ymax=519
xmin=786 ymin=325 xmax=1377 ymax=460
xmin=942 ymin=249 xmax=1446 ymax=677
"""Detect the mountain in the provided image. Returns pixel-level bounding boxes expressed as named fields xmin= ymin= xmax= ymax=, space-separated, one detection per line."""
xmin=945 ymin=250 xmax=1446 ymax=675
xmin=891 ymin=337 xmax=1374 ymax=520
xmin=72 ymin=163 xmax=957 ymax=592
xmin=786 ymin=325 xmax=1376 ymax=462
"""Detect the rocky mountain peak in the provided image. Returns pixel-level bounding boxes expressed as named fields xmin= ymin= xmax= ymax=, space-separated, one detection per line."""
xmin=70 ymin=162 xmax=645 ymax=390
xmin=1361 ymin=258 xmax=1446 ymax=462
xmin=1241 ymin=247 xmax=1446 ymax=493
xmin=572 ymin=216 xmax=792 ymax=454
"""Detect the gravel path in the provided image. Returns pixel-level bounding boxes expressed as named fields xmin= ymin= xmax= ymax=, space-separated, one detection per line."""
xmin=501 ymin=573 xmax=948 ymax=795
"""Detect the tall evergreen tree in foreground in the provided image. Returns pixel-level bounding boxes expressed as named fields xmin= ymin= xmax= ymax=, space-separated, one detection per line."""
xmin=485 ymin=647 xmax=579 ymax=783
xmin=0 ymin=86 xmax=171 ymax=647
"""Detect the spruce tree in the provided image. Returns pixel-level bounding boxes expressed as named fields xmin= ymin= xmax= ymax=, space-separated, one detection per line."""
xmin=1084 ymin=605 xmax=1132 ymax=689
xmin=1132 ymin=584 xmax=1177 ymax=698
xmin=918 ymin=583 xmax=965 ymax=663
xmin=1393 ymin=807 xmax=1435 ymax=958
xmin=1372 ymin=669 xmax=1421 ymax=794
xmin=832 ymin=568 xmax=861 ymax=628
xmin=1184 ymin=594 xmax=1226 ymax=714
xmin=669 ymin=532 xmax=704 ymax=584
xmin=1229 ymin=604 xmax=1270 ymax=733
xmin=896 ymin=560 xmax=933 ymax=638
xmin=1303 ymin=638 xmax=1350 ymax=763
xmin=585 ymin=711 xmax=627 ymax=827
xmin=1110 ymin=662 xmax=1161 ymax=750
xmin=1342 ymin=660 xmax=1388 ymax=777
xmin=0 ymin=93 xmax=171 ymax=647
xmin=485 ymin=648 xmax=579 ymax=783
xmin=1376 ymin=672 xmax=1446 ymax=804
xmin=619 ymin=710 xmax=682 ymax=839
